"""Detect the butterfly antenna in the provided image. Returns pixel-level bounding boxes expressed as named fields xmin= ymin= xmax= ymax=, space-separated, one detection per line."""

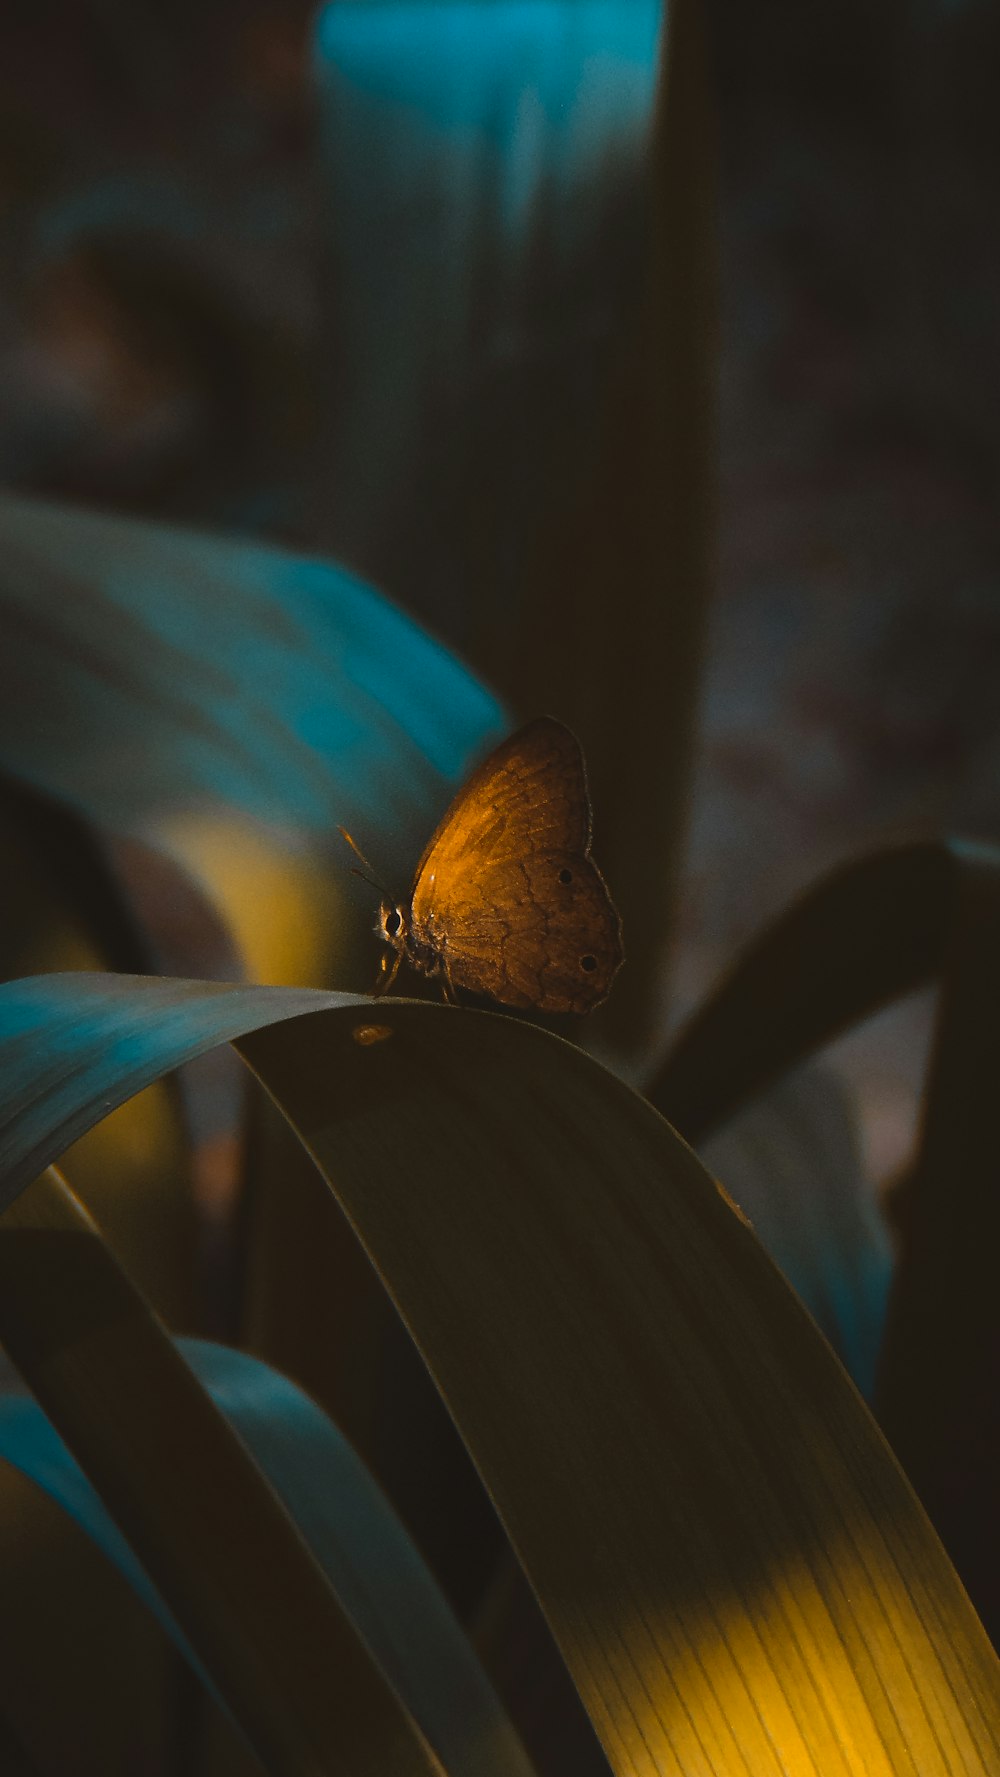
xmin=337 ymin=826 xmax=392 ymax=899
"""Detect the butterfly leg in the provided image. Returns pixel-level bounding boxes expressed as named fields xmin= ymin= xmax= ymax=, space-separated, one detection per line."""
xmin=438 ymin=960 xmax=461 ymax=1006
xmin=372 ymin=950 xmax=401 ymax=998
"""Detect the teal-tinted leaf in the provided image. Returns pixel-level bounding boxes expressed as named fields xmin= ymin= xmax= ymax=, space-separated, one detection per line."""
xmin=312 ymin=0 xmax=662 ymax=651
xmin=701 ymin=1065 xmax=891 ymax=1399
xmin=312 ymin=0 xmax=711 ymax=1056
xmin=1 ymin=970 xmax=998 ymax=1774
xmin=0 ymin=491 xmax=507 ymax=880
xmin=0 ymin=1164 xmax=442 ymax=1777
xmin=0 ymin=1337 xmax=535 ymax=1776
xmin=0 ymin=972 xmax=351 ymax=1212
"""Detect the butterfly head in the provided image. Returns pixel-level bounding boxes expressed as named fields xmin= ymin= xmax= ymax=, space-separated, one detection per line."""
xmin=377 ymin=899 xmax=410 ymax=955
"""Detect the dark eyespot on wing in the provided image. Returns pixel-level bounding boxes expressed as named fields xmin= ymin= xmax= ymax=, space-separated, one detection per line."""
xmin=421 ymin=850 xmax=623 ymax=1013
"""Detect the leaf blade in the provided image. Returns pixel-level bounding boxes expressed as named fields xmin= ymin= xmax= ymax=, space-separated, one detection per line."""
xmin=237 ymin=1003 xmax=1000 ymax=1776
xmin=648 ymin=840 xmax=954 ymax=1142
xmin=0 ymin=970 xmax=996 ymax=1775
xmin=0 ymin=1336 xmax=535 ymax=1777
xmin=0 ymin=1168 xmax=444 ymax=1777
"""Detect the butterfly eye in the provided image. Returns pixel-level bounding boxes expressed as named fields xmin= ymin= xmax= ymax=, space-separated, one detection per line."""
xmin=558 ymin=868 xmax=573 ymax=884
xmin=384 ymin=909 xmax=402 ymax=937
xmin=580 ymin=954 xmax=597 ymax=972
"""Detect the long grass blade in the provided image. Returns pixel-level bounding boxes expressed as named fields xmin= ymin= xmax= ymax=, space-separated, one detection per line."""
xmin=876 ymin=843 xmax=1000 ymax=1645
xmin=0 ymin=971 xmax=996 ymax=1773
xmin=0 ymin=1334 xmax=536 ymax=1777
xmin=648 ymin=839 xmax=954 ymax=1141
xmin=240 ymin=1001 xmax=1000 ymax=1776
xmin=0 ymin=1167 xmax=444 ymax=1777
xmin=313 ymin=0 xmax=712 ymax=1057
xmin=0 ymin=1455 xmax=178 ymax=1774
xmin=0 ymin=490 xmax=507 ymax=989
xmin=699 ymin=1064 xmax=892 ymax=1399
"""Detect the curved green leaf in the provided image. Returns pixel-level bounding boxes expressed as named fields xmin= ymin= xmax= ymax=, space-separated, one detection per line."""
xmin=0 ymin=491 xmax=505 ymax=857
xmin=0 ymin=1332 xmax=534 ymax=1777
xmin=313 ymin=0 xmax=711 ymax=1056
xmin=240 ymin=1002 xmax=1000 ymax=1776
xmin=700 ymin=1065 xmax=891 ymax=1399
xmin=0 ymin=971 xmax=997 ymax=1773
xmin=0 ymin=1167 xmax=443 ymax=1777
xmin=640 ymin=836 xmax=1000 ymax=1643
xmin=648 ymin=840 xmax=954 ymax=1142
xmin=0 ymin=973 xmax=351 ymax=1210
xmin=0 ymin=1452 xmax=181 ymax=1774
xmin=0 ymin=491 xmax=508 ymax=990
xmin=876 ymin=843 xmax=1000 ymax=1644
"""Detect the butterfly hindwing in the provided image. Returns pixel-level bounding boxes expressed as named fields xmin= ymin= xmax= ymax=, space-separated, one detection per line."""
xmin=437 ymin=849 xmax=622 ymax=1012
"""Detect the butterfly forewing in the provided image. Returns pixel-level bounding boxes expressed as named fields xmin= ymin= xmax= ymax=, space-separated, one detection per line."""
xmin=410 ymin=717 xmax=591 ymax=894
xmin=407 ymin=718 xmax=623 ymax=1013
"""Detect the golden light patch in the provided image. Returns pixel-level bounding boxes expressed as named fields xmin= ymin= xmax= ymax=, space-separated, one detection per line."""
xmin=352 ymin=1022 xmax=394 ymax=1047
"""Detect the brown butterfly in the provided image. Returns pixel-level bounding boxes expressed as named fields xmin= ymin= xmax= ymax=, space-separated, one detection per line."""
xmin=341 ymin=717 xmax=624 ymax=1014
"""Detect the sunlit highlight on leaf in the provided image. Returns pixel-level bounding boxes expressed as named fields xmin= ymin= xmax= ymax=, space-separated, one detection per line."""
xmin=0 ymin=972 xmax=997 ymax=1774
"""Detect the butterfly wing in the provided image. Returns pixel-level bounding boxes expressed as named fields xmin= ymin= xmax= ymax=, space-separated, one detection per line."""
xmin=432 ymin=847 xmax=623 ymax=1012
xmin=409 ymin=718 xmax=623 ymax=1013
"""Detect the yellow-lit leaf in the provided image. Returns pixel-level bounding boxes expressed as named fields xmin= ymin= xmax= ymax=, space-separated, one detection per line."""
xmin=0 ymin=972 xmax=996 ymax=1774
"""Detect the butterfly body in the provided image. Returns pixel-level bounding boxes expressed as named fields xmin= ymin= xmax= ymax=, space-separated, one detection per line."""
xmin=377 ymin=899 xmax=447 ymax=985
xmin=374 ymin=718 xmax=623 ymax=1014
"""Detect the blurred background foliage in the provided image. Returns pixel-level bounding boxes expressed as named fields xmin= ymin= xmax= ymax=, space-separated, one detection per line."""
xmin=0 ymin=0 xmax=995 ymax=1130
xmin=0 ymin=0 xmax=998 ymax=1770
